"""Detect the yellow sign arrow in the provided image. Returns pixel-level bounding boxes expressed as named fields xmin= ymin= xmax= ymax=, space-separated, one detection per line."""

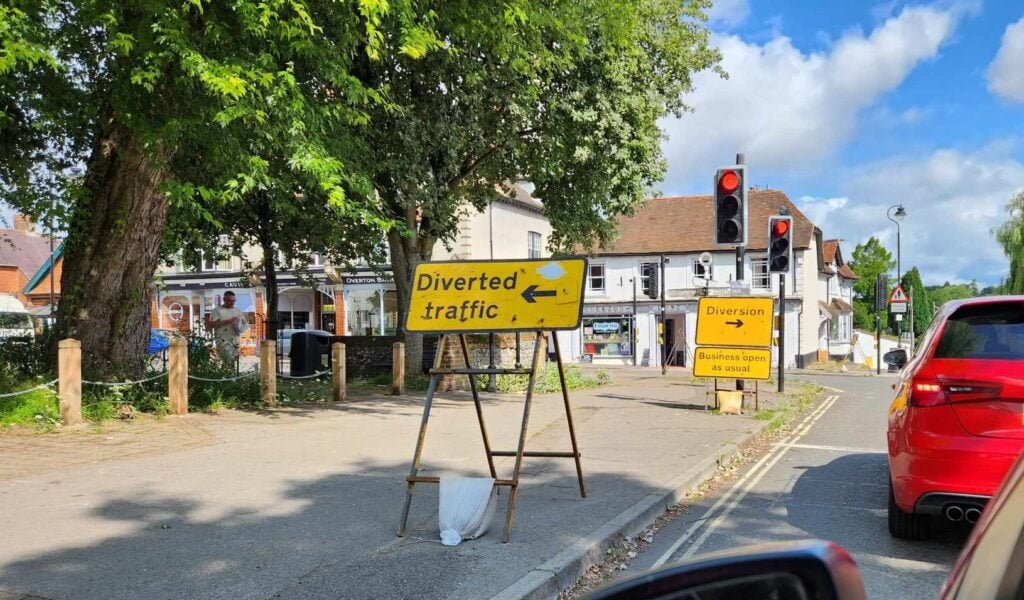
xmin=405 ymin=258 xmax=588 ymax=333
xmin=693 ymin=347 xmax=772 ymax=380
xmin=695 ymin=297 xmax=775 ymax=348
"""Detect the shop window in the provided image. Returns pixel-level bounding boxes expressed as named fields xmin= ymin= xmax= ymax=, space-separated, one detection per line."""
xmin=692 ymin=260 xmax=708 ymax=286
xmin=582 ymin=317 xmax=633 ymax=357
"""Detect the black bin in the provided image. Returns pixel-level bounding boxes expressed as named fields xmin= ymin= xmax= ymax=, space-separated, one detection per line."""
xmin=290 ymin=331 xmax=333 ymax=376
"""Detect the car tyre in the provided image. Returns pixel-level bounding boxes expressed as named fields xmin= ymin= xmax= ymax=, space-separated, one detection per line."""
xmin=888 ymin=480 xmax=931 ymax=540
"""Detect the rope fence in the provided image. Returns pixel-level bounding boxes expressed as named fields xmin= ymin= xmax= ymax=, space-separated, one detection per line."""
xmin=0 ymin=379 xmax=58 ymax=399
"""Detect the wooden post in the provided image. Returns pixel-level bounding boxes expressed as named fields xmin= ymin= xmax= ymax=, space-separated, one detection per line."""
xmin=168 ymin=337 xmax=188 ymax=415
xmin=58 ymin=338 xmax=82 ymax=425
xmin=332 ymin=342 xmax=346 ymax=402
xmin=392 ymin=342 xmax=405 ymax=396
xmin=260 ymin=340 xmax=277 ymax=406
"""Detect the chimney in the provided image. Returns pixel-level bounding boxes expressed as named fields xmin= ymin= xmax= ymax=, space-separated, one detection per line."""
xmin=13 ymin=214 xmax=36 ymax=234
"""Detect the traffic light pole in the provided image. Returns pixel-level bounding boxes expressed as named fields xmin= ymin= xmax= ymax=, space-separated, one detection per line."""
xmin=777 ymin=273 xmax=785 ymax=393
xmin=660 ymin=254 xmax=667 ymax=375
xmin=735 ymin=245 xmax=745 ymax=392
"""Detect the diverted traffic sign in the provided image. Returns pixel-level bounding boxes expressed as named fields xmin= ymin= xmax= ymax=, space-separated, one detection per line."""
xmin=695 ymin=297 xmax=774 ymax=348
xmin=693 ymin=347 xmax=772 ymax=380
xmin=406 ymin=258 xmax=587 ymax=333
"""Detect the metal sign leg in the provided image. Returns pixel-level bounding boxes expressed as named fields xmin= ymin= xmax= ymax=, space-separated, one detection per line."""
xmin=397 ymin=334 xmax=447 ymax=537
xmin=502 ymin=331 xmax=545 ymax=543
xmin=460 ymin=334 xmax=497 ymax=480
xmin=552 ymin=333 xmax=586 ymax=498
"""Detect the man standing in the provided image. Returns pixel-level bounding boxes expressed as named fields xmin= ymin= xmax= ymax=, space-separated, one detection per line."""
xmin=206 ymin=291 xmax=246 ymax=370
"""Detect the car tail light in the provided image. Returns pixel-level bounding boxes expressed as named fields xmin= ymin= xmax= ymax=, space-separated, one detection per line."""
xmin=909 ymin=379 xmax=1002 ymax=407
xmin=943 ymin=382 xmax=1002 ymax=403
xmin=909 ymin=379 xmax=946 ymax=407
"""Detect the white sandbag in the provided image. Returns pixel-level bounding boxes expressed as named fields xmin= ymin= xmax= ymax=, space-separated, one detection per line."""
xmin=439 ymin=477 xmax=497 ymax=546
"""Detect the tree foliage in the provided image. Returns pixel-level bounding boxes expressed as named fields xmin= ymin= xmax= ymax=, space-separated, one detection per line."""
xmin=995 ymin=190 xmax=1024 ymax=295
xmin=353 ymin=0 xmax=722 ymax=366
xmin=898 ymin=267 xmax=931 ymax=337
xmin=849 ymin=237 xmax=895 ymax=330
xmin=0 ymin=0 xmax=434 ymax=375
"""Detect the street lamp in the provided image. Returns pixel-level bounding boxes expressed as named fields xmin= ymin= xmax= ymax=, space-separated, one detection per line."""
xmin=887 ymin=204 xmax=908 ymax=346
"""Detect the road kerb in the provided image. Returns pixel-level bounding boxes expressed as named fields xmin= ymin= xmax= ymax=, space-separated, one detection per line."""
xmin=490 ymin=419 xmax=770 ymax=600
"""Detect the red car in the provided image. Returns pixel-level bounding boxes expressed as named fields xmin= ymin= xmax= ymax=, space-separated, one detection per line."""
xmin=887 ymin=296 xmax=1024 ymax=539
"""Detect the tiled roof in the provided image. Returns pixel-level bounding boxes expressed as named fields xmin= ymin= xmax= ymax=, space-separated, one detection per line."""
xmin=594 ymin=189 xmax=814 ymax=255
xmin=838 ymin=264 xmax=859 ymax=280
xmin=0 ymin=230 xmax=53 ymax=278
xmin=823 ymin=239 xmax=839 ymax=264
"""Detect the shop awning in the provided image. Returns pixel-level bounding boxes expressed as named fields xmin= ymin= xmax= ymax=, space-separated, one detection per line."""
xmin=831 ymin=298 xmax=854 ymax=313
xmin=819 ymin=301 xmax=838 ymax=322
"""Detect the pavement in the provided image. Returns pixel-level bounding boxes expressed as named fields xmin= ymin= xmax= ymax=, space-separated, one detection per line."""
xmin=0 ymin=368 xmax=807 ymax=600
xmin=625 ymin=373 xmax=966 ymax=599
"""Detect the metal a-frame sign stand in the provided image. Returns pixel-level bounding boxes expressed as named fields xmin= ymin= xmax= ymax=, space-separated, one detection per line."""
xmin=396 ymin=257 xmax=589 ymax=543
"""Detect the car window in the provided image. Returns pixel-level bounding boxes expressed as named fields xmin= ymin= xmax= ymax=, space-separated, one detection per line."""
xmin=934 ymin=302 xmax=1024 ymax=360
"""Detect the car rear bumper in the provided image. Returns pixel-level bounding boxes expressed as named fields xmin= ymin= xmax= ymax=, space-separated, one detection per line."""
xmin=914 ymin=492 xmax=989 ymax=516
xmin=889 ymin=405 xmax=1024 ymax=513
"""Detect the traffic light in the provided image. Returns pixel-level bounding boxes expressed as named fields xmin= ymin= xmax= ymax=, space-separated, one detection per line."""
xmin=643 ymin=263 xmax=659 ymax=299
xmin=714 ymin=166 xmax=747 ymax=245
xmin=767 ymin=215 xmax=793 ymax=273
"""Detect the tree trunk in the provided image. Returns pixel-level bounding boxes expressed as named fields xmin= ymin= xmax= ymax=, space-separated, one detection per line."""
xmin=388 ymin=227 xmax=437 ymax=375
xmin=56 ymin=121 xmax=170 ymax=378
xmin=262 ymin=237 xmax=280 ymax=347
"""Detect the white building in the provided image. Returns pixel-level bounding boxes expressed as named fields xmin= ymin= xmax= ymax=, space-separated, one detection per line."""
xmin=556 ymin=190 xmax=832 ymax=370
xmin=818 ymin=239 xmax=858 ymax=361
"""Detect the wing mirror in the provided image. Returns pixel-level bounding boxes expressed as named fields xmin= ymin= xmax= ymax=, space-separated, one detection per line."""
xmin=585 ymin=541 xmax=865 ymax=600
xmin=883 ymin=349 xmax=908 ymax=370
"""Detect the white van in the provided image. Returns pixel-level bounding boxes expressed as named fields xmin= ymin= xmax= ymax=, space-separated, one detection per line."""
xmin=0 ymin=295 xmax=34 ymax=339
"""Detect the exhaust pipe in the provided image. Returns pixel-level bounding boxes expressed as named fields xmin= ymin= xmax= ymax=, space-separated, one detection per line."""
xmin=965 ymin=508 xmax=982 ymax=524
xmin=945 ymin=505 xmax=964 ymax=522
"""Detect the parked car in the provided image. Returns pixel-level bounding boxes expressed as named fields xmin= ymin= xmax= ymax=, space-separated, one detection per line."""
xmin=277 ymin=328 xmax=333 ymax=356
xmin=886 ymin=296 xmax=1024 ymax=540
xmin=0 ymin=294 xmax=34 ymax=339
xmin=585 ymin=447 xmax=1024 ymax=600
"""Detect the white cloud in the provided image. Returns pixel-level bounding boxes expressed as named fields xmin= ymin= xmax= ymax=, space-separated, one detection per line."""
xmin=797 ymin=146 xmax=1024 ymax=286
xmin=706 ymin=0 xmax=750 ymax=29
xmin=987 ymin=17 xmax=1024 ymax=103
xmin=661 ymin=5 xmax=960 ymax=189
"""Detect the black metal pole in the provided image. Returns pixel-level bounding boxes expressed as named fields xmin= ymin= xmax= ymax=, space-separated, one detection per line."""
xmin=735 ymin=245 xmax=745 ymax=392
xmin=488 ymin=332 xmax=497 ymax=392
xmin=777 ymin=273 xmax=785 ymax=393
xmin=632 ymin=278 xmax=638 ymax=367
xmin=660 ymin=254 xmax=667 ymax=375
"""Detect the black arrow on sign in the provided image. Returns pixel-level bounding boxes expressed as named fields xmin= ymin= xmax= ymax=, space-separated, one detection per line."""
xmin=725 ymin=319 xmax=744 ymax=328
xmin=521 ymin=285 xmax=557 ymax=303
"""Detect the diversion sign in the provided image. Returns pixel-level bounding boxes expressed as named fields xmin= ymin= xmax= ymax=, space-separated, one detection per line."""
xmin=405 ymin=258 xmax=588 ymax=333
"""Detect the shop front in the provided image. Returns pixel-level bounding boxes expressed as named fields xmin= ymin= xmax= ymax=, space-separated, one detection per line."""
xmin=341 ymin=274 xmax=398 ymax=336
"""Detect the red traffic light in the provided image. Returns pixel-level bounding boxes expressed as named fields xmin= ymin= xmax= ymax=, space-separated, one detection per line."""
xmin=718 ymin=170 xmax=740 ymax=194
xmin=772 ymin=219 xmax=790 ymax=236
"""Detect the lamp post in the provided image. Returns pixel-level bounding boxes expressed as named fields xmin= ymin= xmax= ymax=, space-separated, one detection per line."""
xmin=887 ymin=204 xmax=907 ymax=346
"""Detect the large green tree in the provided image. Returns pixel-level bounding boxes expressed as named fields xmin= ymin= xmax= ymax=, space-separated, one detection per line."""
xmin=849 ymin=237 xmax=895 ymax=331
xmin=995 ymin=190 xmax=1024 ymax=294
xmin=355 ymin=0 xmax=722 ymax=367
xmin=1 ymin=1 xmax=432 ymax=376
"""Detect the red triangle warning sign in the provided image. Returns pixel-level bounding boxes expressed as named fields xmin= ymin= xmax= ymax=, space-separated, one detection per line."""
xmin=889 ymin=285 xmax=909 ymax=304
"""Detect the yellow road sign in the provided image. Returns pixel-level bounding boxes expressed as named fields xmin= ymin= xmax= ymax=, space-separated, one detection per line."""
xmin=693 ymin=347 xmax=772 ymax=380
xmin=406 ymin=258 xmax=587 ymax=333
xmin=695 ymin=297 xmax=774 ymax=348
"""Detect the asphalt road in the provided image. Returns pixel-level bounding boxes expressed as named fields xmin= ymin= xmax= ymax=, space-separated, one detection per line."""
xmin=627 ymin=373 xmax=970 ymax=599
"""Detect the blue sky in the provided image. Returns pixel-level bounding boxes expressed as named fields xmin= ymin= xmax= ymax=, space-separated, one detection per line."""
xmin=659 ymin=0 xmax=1024 ymax=286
